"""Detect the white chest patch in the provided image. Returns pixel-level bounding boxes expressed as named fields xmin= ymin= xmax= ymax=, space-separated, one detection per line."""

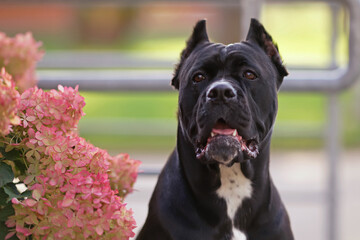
xmin=233 ymin=228 xmax=247 ymax=240
xmin=216 ymin=163 xmax=252 ymax=240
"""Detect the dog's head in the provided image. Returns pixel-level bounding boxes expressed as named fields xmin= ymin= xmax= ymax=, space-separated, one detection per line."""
xmin=172 ymin=19 xmax=288 ymax=166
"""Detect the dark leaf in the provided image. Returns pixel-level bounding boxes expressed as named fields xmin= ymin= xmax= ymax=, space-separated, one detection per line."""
xmin=21 ymin=190 xmax=31 ymax=198
xmin=0 ymin=162 xmax=14 ymax=188
xmin=12 ymin=159 xmax=27 ymax=175
xmin=0 ymin=146 xmax=26 ymax=175
xmin=4 ymin=183 xmax=21 ymax=202
xmin=0 ymin=221 xmax=8 ymax=240
xmin=0 ymin=203 xmax=15 ymax=221
xmin=0 ymin=147 xmax=22 ymax=161
xmin=0 ymin=188 xmax=8 ymax=206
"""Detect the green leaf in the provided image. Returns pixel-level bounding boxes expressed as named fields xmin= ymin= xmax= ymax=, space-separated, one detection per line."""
xmin=0 ymin=203 xmax=15 ymax=221
xmin=3 ymin=183 xmax=21 ymax=202
xmin=0 ymin=163 xmax=14 ymax=188
xmin=23 ymin=175 xmax=34 ymax=185
xmin=0 ymin=221 xmax=8 ymax=240
xmin=5 ymin=144 xmax=15 ymax=153
xmin=0 ymin=147 xmax=22 ymax=162
xmin=12 ymin=159 xmax=27 ymax=175
xmin=0 ymin=188 xmax=8 ymax=206
xmin=21 ymin=190 xmax=31 ymax=198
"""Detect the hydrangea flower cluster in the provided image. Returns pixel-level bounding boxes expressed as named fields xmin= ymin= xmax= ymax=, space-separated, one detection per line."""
xmin=3 ymin=85 xmax=139 ymax=240
xmin=108 ymin=154 xmax=141 ymax=198
xmin=18 ymin=85 xmax=86 ymax=134
xmin=0 ymin=68 xmax=20 ymax=136
xmin=0 ymin=32 xmax=44 ymax=92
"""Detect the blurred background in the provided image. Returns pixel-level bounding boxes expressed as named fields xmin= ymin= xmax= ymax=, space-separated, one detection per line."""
xmin=1 ymin=0 xmax=359 ymax=239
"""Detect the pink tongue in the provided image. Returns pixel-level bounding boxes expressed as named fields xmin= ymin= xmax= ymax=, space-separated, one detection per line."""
xmin=212 ymin=122 xmax=236 ymax=136
xmin=212 ymin=128 xmax=235 ymax=135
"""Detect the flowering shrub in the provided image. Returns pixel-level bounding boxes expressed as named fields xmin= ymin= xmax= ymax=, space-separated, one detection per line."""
xmin=1 ymin=84 xmax=140 ymax=239
xmin=0 ymin=32 xmax=44 ymax=93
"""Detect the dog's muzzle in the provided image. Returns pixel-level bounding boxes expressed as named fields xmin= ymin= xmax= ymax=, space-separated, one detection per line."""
xmin=195 ymin=121 xmax=259 ymax=165
xmin=195 ymin=81 xmax=259 ymax=165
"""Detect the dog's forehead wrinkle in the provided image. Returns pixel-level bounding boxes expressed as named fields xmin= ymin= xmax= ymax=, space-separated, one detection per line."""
xmin=224 ymin=42 xmax=273 ymax=71
xmin=195 ymin=42 xmax=224 ymax=58
xmin=186 ymin=43 xmax=226 ymax=68
xmin=225 ymin=42 xmax=254 ymax=56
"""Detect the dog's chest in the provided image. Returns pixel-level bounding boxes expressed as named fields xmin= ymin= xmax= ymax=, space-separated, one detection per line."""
xmin=216 ymin=163 xmax=252 ymax=240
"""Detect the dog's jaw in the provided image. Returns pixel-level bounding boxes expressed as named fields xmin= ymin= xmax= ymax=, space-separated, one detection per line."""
xmin=195 ymin=119 xmax=259 ymax=165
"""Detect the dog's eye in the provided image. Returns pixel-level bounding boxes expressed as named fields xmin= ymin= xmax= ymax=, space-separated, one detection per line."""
xmin=243 ymin=70 xmax=257 ymax=80
xmin=193 ymin=73 xmax=206 ymax=83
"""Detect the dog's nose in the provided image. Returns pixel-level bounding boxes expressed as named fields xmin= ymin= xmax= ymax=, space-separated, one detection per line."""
xmin=206 ymin=81 xmax=237 ymax=102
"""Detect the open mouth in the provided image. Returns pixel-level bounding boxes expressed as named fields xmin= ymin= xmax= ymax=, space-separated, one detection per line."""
xmin=196 ymin=120 xmax=259 ymax=161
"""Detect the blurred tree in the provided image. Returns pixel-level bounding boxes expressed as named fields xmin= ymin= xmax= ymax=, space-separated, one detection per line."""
xmin=78 ymin=6 xmax=137 ymax=45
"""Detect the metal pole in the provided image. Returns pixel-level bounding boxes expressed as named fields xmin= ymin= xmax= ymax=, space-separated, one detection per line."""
xmin=327 ymin=5 xmax=340 ymax=240
xmin=329 ymin=3 xmax=340 ymax=69
xmin=326 ymin=92 xmax=341 ymax=240
xmin=239 ymin=0 xmax=263 ymax=39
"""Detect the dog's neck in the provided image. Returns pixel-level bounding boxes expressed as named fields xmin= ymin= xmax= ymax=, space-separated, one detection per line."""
xmin=176 ymin=125 xmax=276 ymax=234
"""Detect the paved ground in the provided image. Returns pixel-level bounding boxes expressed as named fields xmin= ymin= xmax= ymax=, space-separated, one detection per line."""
xmin=126 ymin=149 xmax=360 ymax=240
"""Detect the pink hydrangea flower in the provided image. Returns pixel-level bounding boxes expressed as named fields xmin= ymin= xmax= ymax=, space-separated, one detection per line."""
xmin=8 ymin=170 xmax=136 ymax=239
xmin=18 ymin=85 xmax=85 ymax=134
xmin=0 ymin=32 xmax=44 ymax=92
xmin=4 ymin=86 xmax=139 ymax=240
xmin=0 ymin=68 xmax=20 ymax=136
xmin=108 ymin=153 xmax=141 ymax=198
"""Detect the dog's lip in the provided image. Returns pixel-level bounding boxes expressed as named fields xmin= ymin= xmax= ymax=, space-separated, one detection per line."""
xmin=195 ymin=122 xmax=259 ymax=160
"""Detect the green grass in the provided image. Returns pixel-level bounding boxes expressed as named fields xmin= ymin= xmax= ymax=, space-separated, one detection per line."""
xmin=80 ymin=134 xmax=176 ymax=153
xmin=81 ymin=91 xmax=178 ymax=119
xmin=79 ymin=91 xmax=177 ymax=152
xmin=277 ymin=93 xmax=326 ymax=122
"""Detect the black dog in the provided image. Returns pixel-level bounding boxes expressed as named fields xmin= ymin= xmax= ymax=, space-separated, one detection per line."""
xmin=137 ymin=19 xmax=294 ymax=240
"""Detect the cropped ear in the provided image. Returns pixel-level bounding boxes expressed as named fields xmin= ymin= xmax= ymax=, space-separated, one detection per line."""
xmin=171 ymin=20 xmax=209 ymax=90
xmin=246 ymin=18 xmax=288 ymax=88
